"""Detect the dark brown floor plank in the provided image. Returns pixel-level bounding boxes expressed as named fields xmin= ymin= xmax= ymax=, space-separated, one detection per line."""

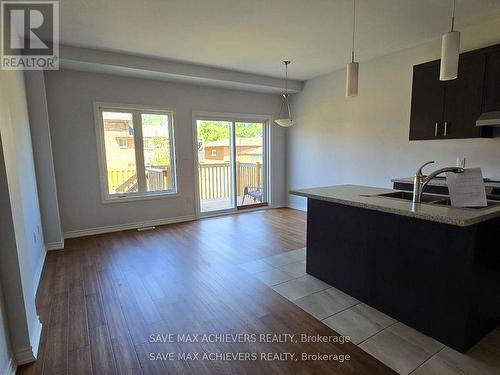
xmin=89 ymin=325 xmax=117 ymax=375
xmin=68 ymin=347 xmax=92 ymax=375
xmin=111 ymin=338 xmax=143 ymax=375
xmin=42 ymin=292 xmax=69 ymax=375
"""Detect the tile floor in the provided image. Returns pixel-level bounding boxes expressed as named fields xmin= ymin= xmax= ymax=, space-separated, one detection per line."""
xmin=239 ymin=248 xmax=500 ymax=375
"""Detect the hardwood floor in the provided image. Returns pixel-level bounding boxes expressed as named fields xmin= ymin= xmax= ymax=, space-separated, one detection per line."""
xmin=18 ymin=208 xmax=395 ymax=374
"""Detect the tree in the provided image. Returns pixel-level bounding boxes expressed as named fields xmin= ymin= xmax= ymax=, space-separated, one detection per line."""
xmin=197 ymin=121 xmax=262 ymax=142
xmin=151 ymin=137 xmax=170 ymax=166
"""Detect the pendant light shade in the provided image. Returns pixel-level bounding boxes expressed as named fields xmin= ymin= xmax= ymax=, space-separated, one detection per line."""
xmin=440 ymin=0 xmax=460 ymax=81
xmin=346 ymin=61 xmax=359 ymax=97
xmin=275 ymin=61 xmax=296 ymax=127
xmin=275 ymin=117 xmax=295 ymax=128
xmin=440 ymin=30 xmax=460 ymax=81
xmin=346 ymin=0 xmax=358 ymax=97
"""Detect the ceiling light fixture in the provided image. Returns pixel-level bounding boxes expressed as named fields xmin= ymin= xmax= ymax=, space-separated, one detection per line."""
xmin=346 ymin=0 xmax=359 ymax=97
xmin=275 ymin=60 xmax=296 ymax=127
xmin=440 ymin=0 xmax=460 ymax=81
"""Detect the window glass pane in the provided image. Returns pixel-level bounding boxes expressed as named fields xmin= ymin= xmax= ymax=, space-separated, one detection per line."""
xmin=102 ymin=111 xmax=138 ymax=195
xmin=142 ymin=113 xmax=174 ymax=192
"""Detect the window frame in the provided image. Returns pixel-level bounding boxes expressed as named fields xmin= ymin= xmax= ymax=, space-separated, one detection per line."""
xmin=117 ymin=138 xmax=129 ymax=149
xmin=94 ymin=102 xmax=178 ymax=203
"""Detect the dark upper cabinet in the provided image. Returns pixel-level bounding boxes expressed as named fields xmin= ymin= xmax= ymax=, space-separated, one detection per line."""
xmin=442 ymin=53 xmax=486 ymax=139
xmin=483 ymin=50 xmax=500 ymax=112
xmin=409 ymin=45 xmax=498 ymax=140
xmin=409 ymin=61 xmax=445 ymax=140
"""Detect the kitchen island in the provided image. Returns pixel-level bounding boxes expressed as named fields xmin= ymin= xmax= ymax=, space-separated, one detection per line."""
xmin=290 ymin=185 xmax=500 ymax=352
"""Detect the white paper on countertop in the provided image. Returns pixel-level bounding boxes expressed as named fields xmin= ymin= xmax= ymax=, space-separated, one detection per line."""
xmin=446 ymin=168 xmax=487 ymax=207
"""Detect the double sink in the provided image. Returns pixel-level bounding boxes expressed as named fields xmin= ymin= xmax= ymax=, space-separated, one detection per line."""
xmin=370 ymin=191 xmax=500 ymax=210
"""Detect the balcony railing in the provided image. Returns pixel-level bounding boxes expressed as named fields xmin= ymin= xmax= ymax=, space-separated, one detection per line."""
xmin=108 ymin=162 xmax=262 ymax=199
xmin=198 ymin=161 xmax=262 ymax=200
xmin=108 ymin=166 xmax=172 ymax=193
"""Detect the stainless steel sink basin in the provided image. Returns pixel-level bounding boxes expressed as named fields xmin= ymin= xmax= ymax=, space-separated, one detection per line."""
xmin=430 ymin=198 xmax=500 ymax=209
xmin=375 ymin=191 xmax=445 ymax=203
xmin=369 ymin=191 xmax=500 ymax=210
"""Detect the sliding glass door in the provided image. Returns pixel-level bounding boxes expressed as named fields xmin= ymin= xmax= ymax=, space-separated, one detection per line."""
xmin=196 ymin=118 xmax=267 ymax=215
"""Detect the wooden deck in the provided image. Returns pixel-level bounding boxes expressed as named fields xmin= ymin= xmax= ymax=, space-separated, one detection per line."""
xmin=18 ymin=208 xmax=394 ymax=375
xmin=200 ymin=196 xmax=262 ymax=212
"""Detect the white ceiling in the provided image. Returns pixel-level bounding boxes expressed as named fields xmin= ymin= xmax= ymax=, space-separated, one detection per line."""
xmin=59 ymin=0 xmax=500 ymax=80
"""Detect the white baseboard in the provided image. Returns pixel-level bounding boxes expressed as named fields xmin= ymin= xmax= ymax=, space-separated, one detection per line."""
xmin=2 ymin=355 xmax=16 ymax=375
xmin=32 ymin=250 xmax=46 ymax=295
xmin=286 ymin=201 xmax=307 ymax=212
xmin=14 ymin=317 xmax=42 ymax=365
xmin=46 ymin=239 xmax=64 ymax=251
xmin=63 ymin=214 xmax=197 ymax=239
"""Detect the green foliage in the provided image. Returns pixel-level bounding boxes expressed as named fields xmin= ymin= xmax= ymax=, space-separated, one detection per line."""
xmin=197 ymin=121 xmax=228 ymax=142
xmin=143 ymin=114 xmax=170 ymax=166
xmin=236 ymin=122 xmax=263 ymax=138
xmin=197 ymin=121 xmax=262 ymax=142
xmin=142 ymin=114 xmax=167 ymax=127
xmin=151 ymin=137 xmax=170 ymax=166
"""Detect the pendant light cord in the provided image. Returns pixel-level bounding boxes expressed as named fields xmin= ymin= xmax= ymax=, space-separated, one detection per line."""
xmin=285 ymin=62 xmax=288 ymax=94
xmin=279 ymin=61 xmax=292 ymax=120
xmin=451 ymin=0 xmax=456 ymax=31
xmin=351 ymin=0 xmax=356 ymax=62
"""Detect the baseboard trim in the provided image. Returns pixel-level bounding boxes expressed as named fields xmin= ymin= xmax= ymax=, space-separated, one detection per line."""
xmin=14 ymin=316 xmax=43 ymax=365
xmin=46 ymin=239 xmax=64 ymax=251
xmin=63 ymin=215 xmax=197 ymax=239
xmin=14 ymin=347 xmax=35 ymax=366
xmin=286 ymin=202 xmax=307 ymax=212
xmin=30 ymin=317 xmax=42 ymax=359
xmin=2 ymin=355 xmax=16 ymax=375
xmin=32 ymin=249 xmax=46 ymax=295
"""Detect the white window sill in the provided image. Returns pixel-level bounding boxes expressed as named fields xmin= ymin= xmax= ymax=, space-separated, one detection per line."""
xmin=102 ymin=190 xmax=180 ymax=204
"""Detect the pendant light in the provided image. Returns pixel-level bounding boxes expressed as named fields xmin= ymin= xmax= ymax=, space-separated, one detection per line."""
xmin=275 ymin=61 xmax=296 ymax=127
xmin=440 ymin=0 xmax=460 ymax=81
xmin=346 ymin=0 xmax=359 ymax=97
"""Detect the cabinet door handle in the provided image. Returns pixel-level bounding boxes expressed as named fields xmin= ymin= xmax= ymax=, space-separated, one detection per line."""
xmin=435 ymin=122 xmax=439 ymax=137
xmin=444 ymin=121 xmax=448 ymax=137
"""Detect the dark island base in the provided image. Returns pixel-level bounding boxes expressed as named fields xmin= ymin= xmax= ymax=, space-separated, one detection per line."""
xmin=306 ymin=198 xmax=500 ymax=352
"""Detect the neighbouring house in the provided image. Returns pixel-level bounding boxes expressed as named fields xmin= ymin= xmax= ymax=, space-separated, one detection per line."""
xmin=201 ymin=138 xmax=262 ymax=162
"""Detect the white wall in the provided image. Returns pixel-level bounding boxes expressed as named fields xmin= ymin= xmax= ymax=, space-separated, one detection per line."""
xmin=25 ymin=71 xmax=63 ymax=249
xmin=0 ymin=69 xmax=44 ymax=364
xmin=44 ymin=69 xmax=286 ymax=234
xmin=287 ymin=15 xmax=500 ymax=211
xmin=0 ymin=282 xmax=13 ymax=375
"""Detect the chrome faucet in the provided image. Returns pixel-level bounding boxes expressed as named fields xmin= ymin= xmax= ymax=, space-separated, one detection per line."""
xmin=412 ymin=161 xmax=464 ymax=206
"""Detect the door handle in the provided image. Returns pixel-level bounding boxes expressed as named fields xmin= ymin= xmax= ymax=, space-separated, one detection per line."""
xmin=435 ymin=122 xmax=439 ymax=137
xmin=444 ymin=121 xmax=448 ymax=137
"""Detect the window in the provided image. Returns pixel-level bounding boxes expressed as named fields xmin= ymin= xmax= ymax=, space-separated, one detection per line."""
xmin=95 ymin=103 xmax=177 ymax=202
xmin=211 ymin=149 xmax=217 ymax=157
xmin=118 ymin=139 xmax=128 ymax=149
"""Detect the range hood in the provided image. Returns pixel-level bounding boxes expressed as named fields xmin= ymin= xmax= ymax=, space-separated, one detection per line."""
xmin=476 ymin=111 xmax=500 ymax=127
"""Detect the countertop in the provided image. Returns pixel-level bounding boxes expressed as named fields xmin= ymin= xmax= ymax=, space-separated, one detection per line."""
xmin=289 ymin=185 xmax=500 ymax=227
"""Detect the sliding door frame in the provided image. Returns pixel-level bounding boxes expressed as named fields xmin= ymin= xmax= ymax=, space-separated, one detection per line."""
xmin=192 ymin=111 xmax=272 ymax=218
